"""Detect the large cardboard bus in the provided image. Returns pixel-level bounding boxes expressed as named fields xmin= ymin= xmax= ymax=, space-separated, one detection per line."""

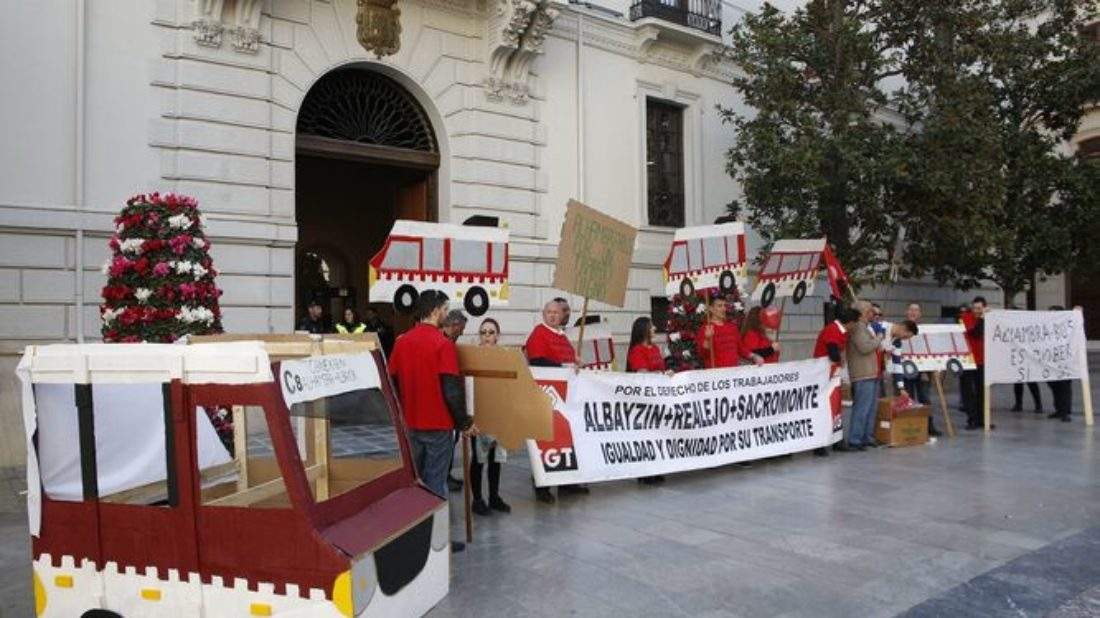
xmin=18 ymin=340 xmax=449 ymax=617
xmin=750 ymin=239 xmax=826 ymax=307
xmin=368 ymin=221 xmax=509 ymax=317
xmin=662 ymin=223 xmax=747 ymax=299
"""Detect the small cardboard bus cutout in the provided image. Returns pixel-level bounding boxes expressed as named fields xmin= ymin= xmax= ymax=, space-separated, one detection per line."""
xmin=18 ymin=339 xmax=449 ymax=618
xmin=663 ymin=222 xmax=747 ymax=299
xmin=369 ymin=220 xmax=509 ymax=317
xmin=750 ymin=238 xmax=826 ymax=307
xmin=565 ymin=322 xmax=617 ymax=371
xmin=898 ymin=323 xmax=976 ymax=377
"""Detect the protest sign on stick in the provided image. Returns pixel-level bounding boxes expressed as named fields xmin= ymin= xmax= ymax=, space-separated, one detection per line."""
xmin=551 ymin=200 xmax=637 ymax=354
xmin=983 ymin=309 xmax=1092 ymax=429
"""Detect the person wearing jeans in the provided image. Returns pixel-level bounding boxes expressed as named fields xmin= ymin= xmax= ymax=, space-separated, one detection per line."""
xmin=846 ymin=301 xmax=883 ymax=450
xmin=388 ymin=290 xmax=477 ymax=551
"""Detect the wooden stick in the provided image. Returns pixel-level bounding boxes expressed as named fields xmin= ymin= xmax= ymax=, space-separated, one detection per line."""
xmin=1081 ymin=371 xmax=1094 ymax=427
xmin=990 ymin=376 xmax=998 ymax=428
xmin=462 ymin=435 xmax=473 ymax=543
xmin=574 ymin=297 xmax=589 ymax=361
xmin=932 ymin=371 xmax=956 ymax=438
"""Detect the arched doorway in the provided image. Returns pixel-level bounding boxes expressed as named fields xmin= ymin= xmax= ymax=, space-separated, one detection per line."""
xmin=294 ymin=67 xmax=440 ymax=333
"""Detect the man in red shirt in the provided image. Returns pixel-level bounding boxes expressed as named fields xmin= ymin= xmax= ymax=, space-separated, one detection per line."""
xmin=695 ymin=296 xmax=763 ymax=368
xmin=960 ymin=296 xmax=987 ymax=430
xmin=812 ymin=305 xmax=855 ymax=455
xmin=388 ymin=290 xmax=477 ymax=516
xmin=525 ymin=299 xmax=588 ymax=503
xmin=525 ymin=300 xmax=577 ymax=366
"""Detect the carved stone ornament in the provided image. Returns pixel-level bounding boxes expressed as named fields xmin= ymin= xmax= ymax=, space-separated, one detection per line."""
xmin=190 ymin=0 xmax=262 ymax=54
xmin=357 ymin=0 xmax=403 ymax=59
xmin=485 ymin=0 xmax=558 ymax=104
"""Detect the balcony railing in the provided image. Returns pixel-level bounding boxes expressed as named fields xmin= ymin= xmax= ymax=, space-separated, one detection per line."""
xmin=628 ymin=0 xmax=722 ymax=37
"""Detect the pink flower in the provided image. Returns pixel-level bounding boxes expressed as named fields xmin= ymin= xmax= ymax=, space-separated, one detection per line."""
xmin=169 ymin=234 xmax=193 ymax=255
xmin=108 ymin=256 xmax=132 ymax=277
xmin=153 ymin=261 xmax=171 ymax=277
xmin=178 ymin=282 xmax=198 ymax=300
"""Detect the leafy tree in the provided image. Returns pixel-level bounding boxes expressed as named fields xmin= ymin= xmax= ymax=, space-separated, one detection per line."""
xmin=721 ymin=1 xmax=908 ymax=287
xmin=724 ymin=0 xmax=1100 ymax=302
xmin=887 ymin=0 xmax=1100 ymax=304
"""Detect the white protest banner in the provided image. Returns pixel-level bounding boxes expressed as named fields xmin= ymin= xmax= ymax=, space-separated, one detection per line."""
xmin=279 ymin=353 xmax=382 ymax=406
xmin=985 ymin=309 xmax=1088 ymax=384
xmin=527 ymin=359 xmax=841 ymax=486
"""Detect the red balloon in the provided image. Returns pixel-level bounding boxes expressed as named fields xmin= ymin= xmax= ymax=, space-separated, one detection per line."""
xmin=761 ymin=306 xmax=782 ymax=330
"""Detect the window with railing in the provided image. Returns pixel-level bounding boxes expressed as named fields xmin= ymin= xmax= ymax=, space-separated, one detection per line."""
xmin=645 ymin=98 xmax=686 ymax=228
xmin=629 ymin=0 xmax=722 ymax=37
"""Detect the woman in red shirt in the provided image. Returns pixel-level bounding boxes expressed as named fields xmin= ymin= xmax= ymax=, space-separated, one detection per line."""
xmin=741 ymin=307 xmax=780 ymax=364
xmin=627 ymin=317 xmax=666 ymax=373
xmin=626 ymin=316 xmax=667 ymax=485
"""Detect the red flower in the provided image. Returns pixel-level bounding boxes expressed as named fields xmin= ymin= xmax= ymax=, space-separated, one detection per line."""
xmin=133 ymin=257 xmax=150 ymax=275
xmin=121 ymin=335 xmax=141 ymax=343
xmin=118 ymin=307 xmax=141 ymax=326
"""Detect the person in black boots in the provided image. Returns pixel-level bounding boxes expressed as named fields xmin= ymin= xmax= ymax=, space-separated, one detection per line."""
xmin=1012 ymin=382 xmax=1043 ymax=415
xmin=470 ymin=318 xmax=511 ymax=515
xmin=1045 ymin=306 xmax=1074 ymax=422
xmin=960 ymin=297 xmax=987 ymax=430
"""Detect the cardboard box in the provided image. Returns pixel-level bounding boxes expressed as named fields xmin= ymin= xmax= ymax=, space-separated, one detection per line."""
xmin=874 ymin=397 xmax=929 ymax=447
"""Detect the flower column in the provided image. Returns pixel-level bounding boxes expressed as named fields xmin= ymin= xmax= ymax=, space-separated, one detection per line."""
xmin=100 ymin=193 xmax=224 ymax=343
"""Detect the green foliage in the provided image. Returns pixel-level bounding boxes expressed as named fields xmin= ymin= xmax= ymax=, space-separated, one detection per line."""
xmin=724 ymin=0 xmax=1100 ymax=301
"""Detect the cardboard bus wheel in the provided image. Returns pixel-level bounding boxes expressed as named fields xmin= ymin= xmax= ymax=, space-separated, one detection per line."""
xmin=760 ymin=282 xmax=776 ymax=307
xmin=463 ymin=287 xmax=490 ymax=317
xmin=792 ymin=281 xmax=807 ymax=304
xmin=719 ymin=270 xmax=736 ymax=294
xmin=82 ymin=611 xmax=123 ymax=618
xmin=680 ymin=278 xmax=694 ymax=299
xmin=902 ymin=360 xmax=920 ymax=379
xmin=394 ymin=285 xmax=419 ymax=314
xmin=946 ymin=358 xmax=963 ymax=376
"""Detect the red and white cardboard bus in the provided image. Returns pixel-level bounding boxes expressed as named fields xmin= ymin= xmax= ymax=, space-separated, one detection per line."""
xmin=662 ymin=223 xmax=747 ymax=299
xmin=369 ymin=221 xmax=508 ymax=317
xmin=750 ymin=238 xmax=826 ymax=307
xmin=18 ymin=341 xmax=449 ymax=617
xmin=564 ymin=323 xmax=616 ymax=371
xmin=897 ymin=323 xmax=976 ymax=376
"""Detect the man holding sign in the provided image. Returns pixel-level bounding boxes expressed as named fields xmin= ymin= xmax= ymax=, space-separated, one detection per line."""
xmin=696 ymin=295 xmax=763 ymax=368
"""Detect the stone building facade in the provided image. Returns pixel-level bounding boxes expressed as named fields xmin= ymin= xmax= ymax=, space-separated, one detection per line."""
xmin=0 ymin=0 xmax=986 ymax=465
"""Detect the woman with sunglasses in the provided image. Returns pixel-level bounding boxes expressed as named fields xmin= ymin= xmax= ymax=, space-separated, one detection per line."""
xmin=469 ymin=318 xmax=511 ymax=515
xmin=627 ymin=316 xmax=668 ymax=484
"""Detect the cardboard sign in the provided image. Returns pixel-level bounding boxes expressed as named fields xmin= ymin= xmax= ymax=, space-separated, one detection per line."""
xmin=552 ymin=200 xmax=637 ymax=307
xmin=279 ymin=353 xmax=382 ymax=406
xmin=985 ymin=309 xmax=1088 ymax=384
xmin=456 ymin=345 xmax=554 ymax=449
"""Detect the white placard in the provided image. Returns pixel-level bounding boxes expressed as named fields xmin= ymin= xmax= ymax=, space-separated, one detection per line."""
xmin=527 ymin=359 xmax=841 ymax=486
xmin=279 ymin=353 xmax=382 ymax=407
xmin=985 ymin=309 xmax=1088 ymax=384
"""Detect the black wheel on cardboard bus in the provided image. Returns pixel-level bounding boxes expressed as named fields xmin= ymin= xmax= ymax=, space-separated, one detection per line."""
xmin=946 ymin=358 xmax=964 ymax=376
xmin=760 ymin=282 xmax=777 ymax=307
xmin=792 ymin=281 xmax=808 ymax=304
xmin=680 ymin=278 xmax=695 ymax=299
xmin=718 ymin=270 xmax=736 ymax=294
xmin=902 ymin=360 xmax=920 ymax=379
xmin=464 ymin=286 xmax=490 ymax=317
xmin=393 ymin=284 xmax=419 ymax=314
xmin=83 ymin=611 xmax=123 ymax=618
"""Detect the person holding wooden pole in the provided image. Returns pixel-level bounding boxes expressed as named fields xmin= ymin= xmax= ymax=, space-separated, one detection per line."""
xmin=695 ymin=295 xmax=763 ymax=369
xmin=388 ymin=290 xmax=478 ymax=552
xmin=524 ymin=299 xmax=590 ymax=504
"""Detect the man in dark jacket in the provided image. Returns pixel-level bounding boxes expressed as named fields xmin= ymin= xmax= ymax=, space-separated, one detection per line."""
xmin=297 ymin=300 xmax=330 ymax=334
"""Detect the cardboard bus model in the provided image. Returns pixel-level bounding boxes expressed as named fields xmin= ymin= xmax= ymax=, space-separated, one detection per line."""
xmin=897 ymin=323 xmax=976 ymax=377
xmin=663 ymin=223 xmax=747 ymax=299
xmin=369 ymin=220 xmax=509 ymax=317
xmin=564 ymin=323 xmax=616 ymax=371
xmin=18 ymin=341 xmax=448 ymax=618
xmin=750 ymin=238 xmax=826 ymax=307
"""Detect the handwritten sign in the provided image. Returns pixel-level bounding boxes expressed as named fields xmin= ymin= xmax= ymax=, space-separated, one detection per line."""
xmin=552 ymin=199 xmax=637 ymax=307
xmin=279 ymin=353 xmax=382 ymax=406
xmin=985 ymin=309 xmax=1088 ymax=384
